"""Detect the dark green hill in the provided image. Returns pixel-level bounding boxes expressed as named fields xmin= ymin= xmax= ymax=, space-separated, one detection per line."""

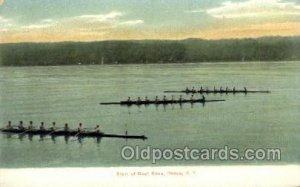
xmin=0 ymin=36 xmax=299 ymax=66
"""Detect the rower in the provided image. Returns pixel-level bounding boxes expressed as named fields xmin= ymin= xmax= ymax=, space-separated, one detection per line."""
xmin=171 ymin=95 xmax=175 ymax=102
xmin=145 ymin=96 xmax=149 ymax=102
xmin=202 ymin=95 xmax=206 ymax=102
xmin=191 ymin=87 xmax=195 ymax=92
xmin=179 ymin=95 xmax=183 ymax=102
xmin=233 ymin=87 xmax=236 ymax=92
xmin=95 ymin=125 xmax=100 ymax=133
xmin=226 ymin=87 xmax=229 ymax=93
xmin=77 ymin=123 xmax=84 ymax=132
xmin=127 ymin=97 xmax=131 ymax=102
xmin=50 ymin=122 xmax=56 ymax=131
xmin=244 ymin=87 xmax=247 ymax=93
xmin=185 ymin=87 xmax=189 ymax=92
xmin=200 ymin=86 xmax=203 ymax=92
xmin=214 ymin=86 xmax=216 ymax=92
xmin=155 ymin=96 xmax=159 ymax=102
xmin=28 ymin=121 xmax=34 ymax=130
xmin=18 ymin=121 xmax=25 ymax=130
xmin=6 ymin=121 xmax=12 ymax=129
xmin=40 ymin=122 xmax=45 ymax=130
xmin=64 ymin=123 xmax=69 ymax=131
xmin=190 ymin=94 xmax=194 ymax=101
xmin=220 ymin=86 xmax=223 ymax=92
xmin=137 ymin=97 xmax=141 ymax=103
xmin=163 ymin=95 xmax=167 ymax=102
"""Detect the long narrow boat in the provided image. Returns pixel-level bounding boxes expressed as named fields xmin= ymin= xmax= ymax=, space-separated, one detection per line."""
xmin=164 ymin=89 xmax=270 ymax=94
xmin=0 ymin=128 xmax=147 ymax=140
xmin=100 ymin=98 xmax=225 ymax=105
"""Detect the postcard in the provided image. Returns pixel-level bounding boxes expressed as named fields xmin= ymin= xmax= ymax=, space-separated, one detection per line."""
xmin=0 ymin=0 xmax=299 ymax=186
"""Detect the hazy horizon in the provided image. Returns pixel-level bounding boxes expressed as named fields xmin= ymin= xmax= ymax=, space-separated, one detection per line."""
xmin=1 ymin=0 xmax=300 ymax=43
xmin=1 ymin=35 xmax=299 ymax=45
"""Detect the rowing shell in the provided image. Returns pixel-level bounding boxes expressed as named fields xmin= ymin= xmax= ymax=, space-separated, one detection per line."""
xmin=0 ymin=128 xmax=147 ymax=140
xmin=100 ymin=99 xmax=225 ymax=105
xmin=164 ymin=90 xmax=270 ymax=94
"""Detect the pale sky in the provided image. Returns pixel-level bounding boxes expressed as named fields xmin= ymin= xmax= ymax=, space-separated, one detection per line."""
xmin=0 ymin=0 xmax=300 ymax=43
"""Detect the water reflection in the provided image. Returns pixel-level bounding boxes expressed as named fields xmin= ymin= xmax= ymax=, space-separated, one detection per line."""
xmin=78 ymin=137 xmax=82 ymax=145
xmin=64 ymin=136 xmax=70 ymax=144
xmin=163 ymin=104 xmax=167 ymax=112
xmin=5 ymin=133 xmax=12 ymax=139
xmin=28 ymin=134 xmax=33 ymax=141
xmin=18 ymin=134 xmax=25 ymax=141
xmin=126 ymin=101 xmax=205 ymax=113
xmin=124 ymin=102 xmax=206 ymax=109
xmin=191 ymin=103 xmax=194 ymax=109
xmin=51 ymin=135 xmax=56 ymax=144
xmin=96 ymin=137 xmax=101 ymax=144
xmin=2 ymin=132 xmax=105 ymax=146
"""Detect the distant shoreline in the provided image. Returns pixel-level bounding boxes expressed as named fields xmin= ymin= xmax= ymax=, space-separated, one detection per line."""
xmin=1 ymin=36 xmax=299 ymax=66
xmin=0 ymin=60 xmax=298 ymax=68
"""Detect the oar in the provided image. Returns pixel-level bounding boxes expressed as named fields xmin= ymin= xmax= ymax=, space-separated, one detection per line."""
xmin=8 ymin=128 xmax=34 ymax=140
xmin=46 ymin=127 xmax=63 ymax=135
xmin=70 ymin=131 xmax=81 ymax=142
xmin=7 ymin=129 xmax=28 ymax=140
xmin=11 ymin=125 xmax=20 ymax=128
xmin=39 ymin=128 xmax=62 ymax=141
xmin=18 ymin=129 xmax=33 ymax=135
xmin=19 ymin=125 xmax=38 ymax=134
xmin=83 ymin=127 xmax=95 ymax=130
xmin=2 ymin=125 xmax=21 ymax=131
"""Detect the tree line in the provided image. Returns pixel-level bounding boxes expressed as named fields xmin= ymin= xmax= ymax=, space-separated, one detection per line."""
xmin=0 ymin=36 xmax=299 ymax=66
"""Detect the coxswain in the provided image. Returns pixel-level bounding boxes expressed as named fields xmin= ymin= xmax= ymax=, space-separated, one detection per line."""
xmin=18 ymin=121 xmax=25 ymax=130
xmin=40 ymin=122 xmax=45 ymax=130
xmin=64 ymin=123 xmax=69 ymax=132
xmin=244 ymin=87 xmax=247 ymax=93
xmin=50 ymin=122 xmax=56 ymax=131
xmin=6 ymin=121 xmax=12 ymax=129
xmin=95 ymin=125 xmax=100 ymax=133
xmin=77 ymin=123 xmax=84 ymax=132
xmin=28 ymin=121 xmax=34 ymax=130
xmin=202 ymin=95 xmax=206 ymax=102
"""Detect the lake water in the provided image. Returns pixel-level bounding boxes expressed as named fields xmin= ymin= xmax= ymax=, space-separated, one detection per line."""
xmin=0 ymin=62 xmax=299 ymax=168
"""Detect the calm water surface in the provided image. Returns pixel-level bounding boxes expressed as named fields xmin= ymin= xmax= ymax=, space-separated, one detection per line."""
xmin=0 ymin=62 xmax=299 ymax=167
